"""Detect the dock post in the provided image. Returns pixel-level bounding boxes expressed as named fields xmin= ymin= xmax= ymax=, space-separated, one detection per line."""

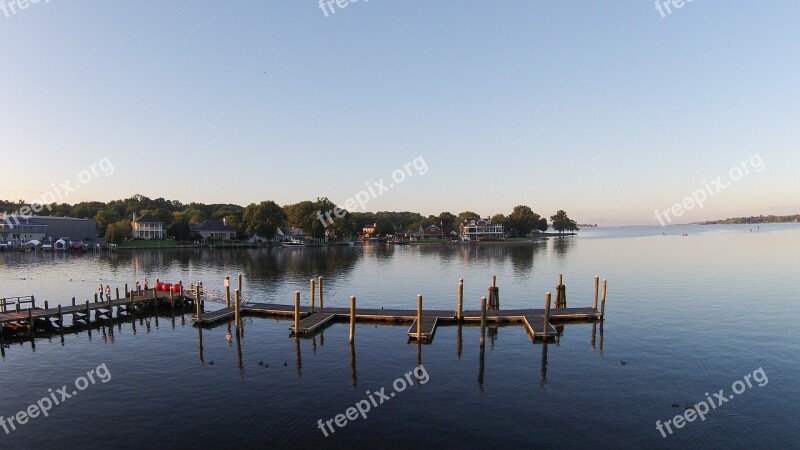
xmin=116 ymin=287 xmax=120 ymax=300
xmin=85 ymin=300 xmax=91 ymax=326
xmin=44 ymin=300 xmax=49 ymax=310
xmin=480 ymin=296 xmax=487 ymax=346
xmin=72 ymin=296 xmax=75 ymax=306
xmin=349 ymin=296 xmax=356 ymax=343
xmin=457 ymin=278 xmax=463 ymax=322
xmin=554 ymin=274 xmax=561 ymax=308
xmin=195 ymin=282 xmax=202 ymax=321
xmin=32 ymin=296 xmax=35 ymax=308
xmin=491 ymin=275 xmax=496 ymax=288
xmin=310 ymin=279 xmax=316 ymax=313
xmin=237 ymin=274 xmax=242 ymax=299
xmin=543 ymin=292 xmax=552 ymax=340
xmin=318 ymin=276 xmax=324 ymax=309
xmin=28 ymin=307 xmax=33 ymax=334
xmin=234 ymin=290 xmax=241 ymax=327
xmin=601 ymin=279 xmax=607 ymax=317
xmin=593 ymin=276 xmax=599 ymax=310
xmin=294 ymin=291 xmax=300 ymax=335
xmin=416 ymin=294 xmax=422 ymax=341
xmin=169 ymin=288 xmax=174 ymax=308
xmin=124 ymin=283 xmax=128 ymax=298
xmin=224 ymin=276 xmax=231 ymax=308
xmin=57 ymin=304 xmax=63 ymax=327
xmin=94 ymin=293 xmax=98 ymax=303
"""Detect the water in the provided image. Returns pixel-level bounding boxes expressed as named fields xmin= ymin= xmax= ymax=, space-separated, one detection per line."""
xmin=1 ymin=224 xmax=798 ymax=448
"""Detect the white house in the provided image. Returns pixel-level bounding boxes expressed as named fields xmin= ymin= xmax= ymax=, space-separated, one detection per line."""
xmin=459 ymin=218 xmax=504 ymax=241
xmin=132 ymin=213 xmax=165 ymax=240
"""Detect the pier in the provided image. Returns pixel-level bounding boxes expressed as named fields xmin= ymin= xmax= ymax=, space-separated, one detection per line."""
xmin=1 ymin=274 xmax=607 ymax=349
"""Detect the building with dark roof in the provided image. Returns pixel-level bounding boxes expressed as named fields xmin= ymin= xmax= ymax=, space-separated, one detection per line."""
xmin=191 ymin=219 xmax=236 ymax=241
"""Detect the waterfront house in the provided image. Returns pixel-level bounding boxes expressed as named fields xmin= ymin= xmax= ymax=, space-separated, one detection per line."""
xmin=361 ymin=223 xmax=377 ymax=238
xmin=459 ymin=218 xmax=504 ymax=241
xmin=419 ymin=224 xmax=444 ymax=239
xmin=191 ymin=219 xmax=237 ymax=241
xmin=131 ymin=213 xmax=165 ymax=240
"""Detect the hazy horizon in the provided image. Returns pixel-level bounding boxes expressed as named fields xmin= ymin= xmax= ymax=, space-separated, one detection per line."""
xmin=2 ymin=1 xmax=798 ymax=226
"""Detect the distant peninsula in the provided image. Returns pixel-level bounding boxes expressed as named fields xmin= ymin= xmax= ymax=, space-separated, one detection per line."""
xmin=699 ymin=214 xmax=800 ymax=225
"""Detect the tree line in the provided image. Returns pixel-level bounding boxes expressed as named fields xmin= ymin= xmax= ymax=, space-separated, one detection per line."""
xmin=0 ymin=196 xmax=578 ymax=244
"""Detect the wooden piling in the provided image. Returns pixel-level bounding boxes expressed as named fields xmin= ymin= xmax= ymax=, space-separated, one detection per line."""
xmin=543 ymin=292 xmax=552 ymax=339
xmin=116 ymin=287 xmax=120 ymax=300
xmin=294 ymin=291 xmax=300 ymax=334
xmin=310 ymin=279 xmax=316 ymax=313
xmin=318 ymin=276 xmax=324 ymax=309
xmin=57 ymin=304 xmax=63 ymax=326
xmin=237 ymin=274 xmax=242 ymax=298
xmin=44 ymin=300 xmax=49 ymax=310
xmin=480 ymin=296 xmax=487 ymax=346
xmin=416 ymin=294 xmax=422 ymax=340
xmin=491 ymin=275 xmax=496 ymax=288
xmin=224 ymin=276 xmax=231 ymax=308
xmin=195 ymin=282 xmax=202 ymax=320
xmin=85 ymin=300 xmax=91 ymax=326
xmin=349 ymin=296 xmax=356 ymax=343
xmin=601 ymin=279 xmax=607 ymax=317
xmin=94 ymin=293 xmax=98 ymax=303
xmin=124 ymin=283 xmax=128 ymax=298
xmin=593 ymin=276 xmax=599 ymax=310
xmin=234 ymin=290 xmax=241 ymax=327
xmin=457 ymin=278 xmax=464 ymax=322
xmin=28 ymin=307 xmax=33 ymax=333
xmin=72 ymin=296 xmax=75 ymax=306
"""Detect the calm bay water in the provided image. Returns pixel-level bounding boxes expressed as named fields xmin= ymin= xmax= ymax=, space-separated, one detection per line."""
xmin=1 ymin=224 xmax=799 ymax=449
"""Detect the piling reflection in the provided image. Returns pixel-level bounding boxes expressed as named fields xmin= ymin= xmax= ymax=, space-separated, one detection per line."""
xmin=295 ymin=337 xmax=302 ymax=377
xmin=540 ymin=342 xmax=549 ymax=386
xmin=349 ymin=342 xmax=357 ymax=387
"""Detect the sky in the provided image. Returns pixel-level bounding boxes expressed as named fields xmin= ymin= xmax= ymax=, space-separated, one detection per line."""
xmin=1 ymin=0 xmax=798 ymax=226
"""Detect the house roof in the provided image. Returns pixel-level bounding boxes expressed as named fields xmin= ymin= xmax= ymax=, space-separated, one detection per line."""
xmin=133 ymin=213 xmax=162 ymax=224
xmin=191 ymin=219 xmax=235 ymax=232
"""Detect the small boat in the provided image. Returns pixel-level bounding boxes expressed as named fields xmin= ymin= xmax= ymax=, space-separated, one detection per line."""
xmin=281 ymin=238 xmax=307 ymax=248
xmin=54 ymin=239 xmax=67 ymax=251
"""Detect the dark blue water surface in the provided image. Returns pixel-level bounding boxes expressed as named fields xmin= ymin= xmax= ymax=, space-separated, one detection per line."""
xmin=1 ymin=224 xmax=798 ymax=449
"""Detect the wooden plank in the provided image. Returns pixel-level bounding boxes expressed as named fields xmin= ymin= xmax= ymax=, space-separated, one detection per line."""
xmin=407 ymin=316 xmax=438 ymax=342
xmin=522 ymin=315 xmax=557 ymax=342
xmin=291 ymin=312 xmax=336 ymax=335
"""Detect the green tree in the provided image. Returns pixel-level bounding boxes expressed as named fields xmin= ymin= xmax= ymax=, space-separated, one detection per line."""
xmin=93 ymin=208 xmax=121 ymax=237
xmin=507 ymin=205 xmax=542 ymax=237
xmin=438 ymin=211 xmax=456 ymax=235
xmin=106 ymin=219 xmax=132 ymax=245
xmin=243 ymin=201 xmax=286 ymax=239
xmin=550 ymin=210 xmax=578 ymax=234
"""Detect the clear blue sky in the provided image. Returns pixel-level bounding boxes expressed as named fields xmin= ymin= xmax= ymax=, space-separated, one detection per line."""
xmin=1 ymin=0 xmax=798 ymax=225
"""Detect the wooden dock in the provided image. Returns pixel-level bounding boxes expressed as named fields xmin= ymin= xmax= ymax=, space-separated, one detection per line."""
xmin=188 ymin=302 xmax=600 ymax=345
xmin=0 ymin=289 xmax=197 ymax=335
xmin=2 ymin=274 xmax=608 ymax=349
